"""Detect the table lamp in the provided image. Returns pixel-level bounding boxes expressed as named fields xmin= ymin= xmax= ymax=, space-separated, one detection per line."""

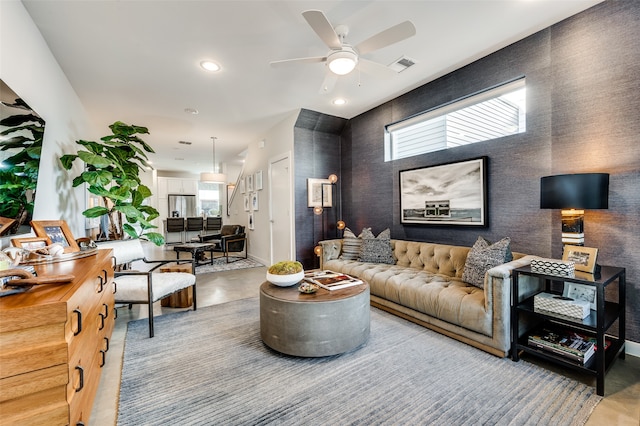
xmin=540 ymin=173 xmax=609 ymax=246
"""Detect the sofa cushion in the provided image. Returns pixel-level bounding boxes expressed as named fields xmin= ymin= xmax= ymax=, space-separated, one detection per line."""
xmin=340 ymin=227 xmax=366 ymax=260
xmin=358 ymin=228 xmax=394 ymax=264
xmin=462 ymin=236 xmax=513 ymax=288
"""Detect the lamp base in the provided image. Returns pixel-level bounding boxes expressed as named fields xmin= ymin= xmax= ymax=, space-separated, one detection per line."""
xmin=561 ymin=210 xmax=584 ymax=245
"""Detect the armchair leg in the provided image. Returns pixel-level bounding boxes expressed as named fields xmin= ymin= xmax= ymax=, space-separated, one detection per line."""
xmin=148 ymin=302 xmax=154 ymax=338
xmin=192 ymin=283 xmax=197 ymax=311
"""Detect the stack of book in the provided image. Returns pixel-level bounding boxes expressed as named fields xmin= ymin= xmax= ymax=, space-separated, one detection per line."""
xmin=527 ymin=326 xmax=596 ymax=365
xmin=304 ymin=270 xmax=363 ymax=291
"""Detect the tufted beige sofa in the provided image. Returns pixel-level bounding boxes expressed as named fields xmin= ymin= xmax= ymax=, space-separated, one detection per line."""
xmin=319 ymin=239 xmax=542 ymax=357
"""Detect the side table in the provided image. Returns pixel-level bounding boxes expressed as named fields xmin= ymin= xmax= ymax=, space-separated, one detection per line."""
xmin=173 ymin=242 xmax=216 ymax=273
xmin=160 ymin=263 xmax=193 ymax=308
xmin=511 ymin=265 xmax=625 ymax=396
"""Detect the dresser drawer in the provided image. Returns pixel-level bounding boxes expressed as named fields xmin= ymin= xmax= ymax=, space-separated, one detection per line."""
xmin=0 ymin=385 xmax=68 ymax=426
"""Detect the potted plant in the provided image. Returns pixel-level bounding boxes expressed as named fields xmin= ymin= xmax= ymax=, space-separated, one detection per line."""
xmin=60 ymin=121 xmax=164 ymax=245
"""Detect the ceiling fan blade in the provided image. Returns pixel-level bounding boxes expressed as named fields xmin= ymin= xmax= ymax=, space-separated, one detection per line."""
xmin=302 ymin=10 xmax=342 ymax=50
xmin=319 ymin=72 xmax=338 ymax=94
xmin=270 ymin=56 xmax=326 ymax=67
xmin=357 ymin=58 xmax=397 ymax=78
xmin=355 ymin=21 xmax=416 ymax=55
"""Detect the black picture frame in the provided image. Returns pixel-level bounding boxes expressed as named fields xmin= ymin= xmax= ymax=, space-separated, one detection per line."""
xmin=399 ymin=156 xmax=488 ymax=226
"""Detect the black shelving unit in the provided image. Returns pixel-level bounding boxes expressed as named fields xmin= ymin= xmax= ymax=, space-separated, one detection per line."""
xmin=511 ymin=265 xmax=626 ymax=396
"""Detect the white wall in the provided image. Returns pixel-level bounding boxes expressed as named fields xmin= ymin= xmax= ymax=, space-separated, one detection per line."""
xmin=227 ymin=111 xmax=298 ymax=265
xmin=1 ymin=0 xmax=91 ymax=242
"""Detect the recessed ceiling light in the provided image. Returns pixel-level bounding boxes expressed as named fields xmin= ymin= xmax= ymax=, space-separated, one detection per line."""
xmin=184 ymin=108 xmax=199 ymax=115
xmin=333 ymin=98 xmax=347 ymax=106
xmin=200 ymin=60 xmax=221 ymax=72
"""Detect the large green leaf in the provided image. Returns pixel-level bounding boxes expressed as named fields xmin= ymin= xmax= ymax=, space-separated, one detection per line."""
xmin=122 ymin=224 xmax=139 ymax=239
xmin=143 ymin=232 xmax=165 ymax=246
xmin=114 ymin=205 xmax=143 ymax=220
xmin=60 ymin=154 xmax=78 ymax=170
xmin=82 ymin=170 xmax=112 ymax=186
xmin=77 ymin=150 xmax=112 ymax=168
xmin=83 ymin=206 xmax=110 ymax=218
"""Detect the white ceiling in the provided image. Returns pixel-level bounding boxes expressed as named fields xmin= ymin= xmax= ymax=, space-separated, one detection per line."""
xmin=22 ymin=0 xmax=603 ymax=173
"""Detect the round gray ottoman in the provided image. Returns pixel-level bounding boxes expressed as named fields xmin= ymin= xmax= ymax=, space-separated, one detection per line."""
xmin=260 ymin=280 xmax=370 ymax=357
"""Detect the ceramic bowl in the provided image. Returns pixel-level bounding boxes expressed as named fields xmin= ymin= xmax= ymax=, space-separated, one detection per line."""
xmin=266 ymin=271 xmax=304 ymax=287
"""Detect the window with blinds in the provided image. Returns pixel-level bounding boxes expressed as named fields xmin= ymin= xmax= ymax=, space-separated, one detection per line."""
xmin=385 ymin=79 xmax=526 ymax=161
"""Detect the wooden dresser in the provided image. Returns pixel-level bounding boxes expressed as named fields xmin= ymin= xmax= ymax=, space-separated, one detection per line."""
xmin=0 ymin=249 xmax=115 ymax=425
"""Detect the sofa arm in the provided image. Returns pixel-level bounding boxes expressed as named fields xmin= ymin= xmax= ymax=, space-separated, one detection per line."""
xmin=487 ymin=255 xmax=544 ymax=303
xmin=483 ymin=255 xmax=544 ymax=353
xmin=318 ymin=239 xmax=342 ymax=269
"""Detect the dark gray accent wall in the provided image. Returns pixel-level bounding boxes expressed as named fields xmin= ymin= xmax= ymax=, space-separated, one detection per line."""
xmin=293 ymin=109 xmax=347 ymax=269
xmin=293 ymin=1 xmax=639 ymax=343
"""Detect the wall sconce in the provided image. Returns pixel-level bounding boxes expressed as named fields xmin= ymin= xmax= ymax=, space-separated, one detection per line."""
xmin=540 ymin=173 xmax=609 ymax=245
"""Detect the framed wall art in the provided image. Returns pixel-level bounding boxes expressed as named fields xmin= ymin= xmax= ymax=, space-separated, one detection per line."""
xmin=246 ymin=173 xmax=254 ymax=192
xmin=562 ymin=245 xmax=598 ymax=273
xmin=0 ymin=217 xmax=16 ymax=236
xmin=251 ymin=192 xmax=259 ymax=211
xmin=307 ymin=178 xmax=332 ymax=208
xmin=562 ymin=282 xmax=597 ymax=310
xmin=399 ymin=157 xmax=487 ymax=226
xmin=11 ymin=236 xmax=48 ymax=250
xmin=30 ymin=220 xmax=80 ymax=253
xmin=255 ymin=170 xmax=263 ymax=190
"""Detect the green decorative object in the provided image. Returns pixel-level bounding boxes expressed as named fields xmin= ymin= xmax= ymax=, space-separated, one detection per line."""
xmin=267 ymin=260 xmax=303 ymax=275
xmin=60 ymin=121 xmax=164 ymax=245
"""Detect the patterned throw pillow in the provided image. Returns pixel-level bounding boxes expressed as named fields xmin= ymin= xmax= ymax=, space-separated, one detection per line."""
xmin=340 ymin=227 xmax=367 ymax=260
xmin=462 ymin=236 xmax=513 ymax=288
xmin=358 ymin=228 xmax=394 ymax=264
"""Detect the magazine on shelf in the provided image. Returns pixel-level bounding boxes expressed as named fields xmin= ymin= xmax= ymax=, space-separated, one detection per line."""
xmin=527 ymin=326 xmax=600 ymax=365
xmin=304 ymin=270 xmax=363 ymax=291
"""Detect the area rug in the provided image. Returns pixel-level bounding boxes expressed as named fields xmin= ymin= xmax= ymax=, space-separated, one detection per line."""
xmin=118 ymin=298 xmax=601 ymax=425
xmin=195 ymin=256 xmax=263 ymax=274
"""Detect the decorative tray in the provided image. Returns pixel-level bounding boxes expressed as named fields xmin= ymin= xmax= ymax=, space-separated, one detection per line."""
xmin=18 ymin=248 xmax=98 ymax=265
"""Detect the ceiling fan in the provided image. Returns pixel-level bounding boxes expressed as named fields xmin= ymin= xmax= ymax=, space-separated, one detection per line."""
xmin=270 ymin=10 xmax=416 ymax=93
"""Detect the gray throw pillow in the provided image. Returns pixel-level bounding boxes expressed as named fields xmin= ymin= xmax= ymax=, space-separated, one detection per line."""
xmin=462 ymin=236 xmax=513 ymax=288
xmin=358 ymin=228 xmax=394 ymax=264
xmin=340 ymin=227 xmax=367 ymax=260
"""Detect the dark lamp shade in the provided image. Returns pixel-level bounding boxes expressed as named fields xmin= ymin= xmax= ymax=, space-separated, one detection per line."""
xmin=540 ymin=173 xmax=609 ymax=209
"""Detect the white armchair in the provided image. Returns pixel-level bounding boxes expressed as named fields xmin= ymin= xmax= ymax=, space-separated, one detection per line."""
xmin=96 ymin=239 xmax=197 ymax=337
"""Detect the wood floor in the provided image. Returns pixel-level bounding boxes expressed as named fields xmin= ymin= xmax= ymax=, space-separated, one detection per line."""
xmin=90 ymin=243 xmax=640 ymax=425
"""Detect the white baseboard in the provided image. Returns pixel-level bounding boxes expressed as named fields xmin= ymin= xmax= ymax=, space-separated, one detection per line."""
xmin=626 ymin=340 xmax=640 ymax=358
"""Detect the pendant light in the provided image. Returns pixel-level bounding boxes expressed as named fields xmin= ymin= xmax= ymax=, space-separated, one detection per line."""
xmin=200 ymin=136 xmax=226 ymax=183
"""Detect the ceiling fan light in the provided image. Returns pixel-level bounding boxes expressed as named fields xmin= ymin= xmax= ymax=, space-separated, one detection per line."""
xmin=328 ymin=51 xmax=357 ymax=75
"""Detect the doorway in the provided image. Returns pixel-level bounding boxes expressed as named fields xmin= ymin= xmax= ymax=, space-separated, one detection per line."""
xmin=269 ymin=153 xmax=293 ymax=264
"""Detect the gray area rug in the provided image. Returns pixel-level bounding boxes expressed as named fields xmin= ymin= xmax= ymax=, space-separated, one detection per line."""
xmin=195 ymin=257 xmax=263 ymax=274
xmin=118 ymin=298 xmax=601 ymax=425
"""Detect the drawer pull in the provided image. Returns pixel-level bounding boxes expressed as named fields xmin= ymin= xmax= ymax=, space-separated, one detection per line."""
xmin=98 ymin=312 xmax=106 ymax=330
xmin=113 ymin=281 xmax=117 ymax=294
xmin=104 ymin=336 xmax=110 ymax=352
xmin=73 ymin=309 xmax=83 ymax=336
xmin=97 ymin=275 xmax=105 ymax=293
xmin=102 ymin=269 xmax=108 ymax=282
xmin=103 ymin=303 xmax=109 ymax=318
xmin=100 ymin=350 xmax=106 ymax=367
xmin=75 ymin=365 xmax=84 ymax=392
